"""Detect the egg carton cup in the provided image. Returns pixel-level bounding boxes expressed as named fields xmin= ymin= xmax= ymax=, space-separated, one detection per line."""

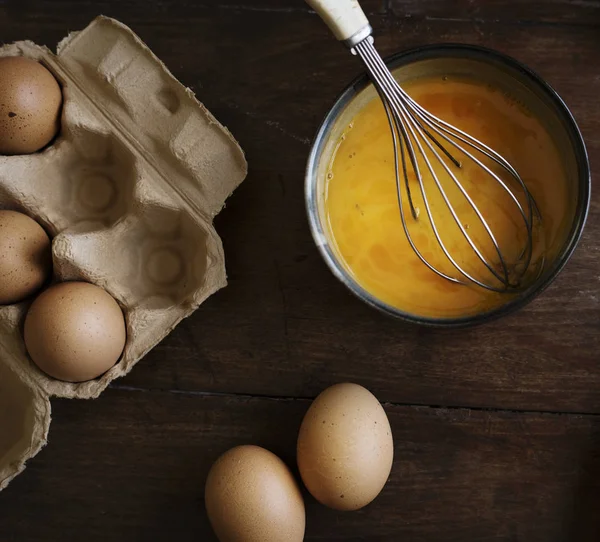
xmin=0 ymin=16 xmax=247 ymax=491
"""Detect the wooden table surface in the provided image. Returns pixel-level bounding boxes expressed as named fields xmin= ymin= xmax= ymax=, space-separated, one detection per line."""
xmin=1 ymin=1 xmax=599 ymax=540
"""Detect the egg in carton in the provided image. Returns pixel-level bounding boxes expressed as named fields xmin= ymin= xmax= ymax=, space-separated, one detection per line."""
xmin=0 ymin=16 xmax=247 ymax=490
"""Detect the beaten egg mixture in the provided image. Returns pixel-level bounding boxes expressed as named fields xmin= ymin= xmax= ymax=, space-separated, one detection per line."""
xmin=325 ymin=76 xmax=571 ymax=319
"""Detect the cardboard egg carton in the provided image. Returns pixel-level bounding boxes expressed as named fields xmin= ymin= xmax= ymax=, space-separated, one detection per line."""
xmin=0 ymin=16 xmax=247 ymax=490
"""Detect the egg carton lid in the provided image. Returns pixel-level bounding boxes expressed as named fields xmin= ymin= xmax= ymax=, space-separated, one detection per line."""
xmin=52 ymin=15 xmax=247 ymax=220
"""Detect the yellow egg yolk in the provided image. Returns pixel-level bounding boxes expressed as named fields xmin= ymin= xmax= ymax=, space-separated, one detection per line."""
xmin=325 ymin=76 xmax=571 ymax=319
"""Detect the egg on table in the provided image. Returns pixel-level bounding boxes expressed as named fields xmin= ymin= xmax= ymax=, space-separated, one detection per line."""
xmin=297 ymin=382 xmax=394 ymax=511
xmin=0 ymin=56 xmax=63 ymax=155
xmin=205 ymin=445 xmax=305 ymax=542
xmin=0 ymin=210 xmax=52 ymax=305
xmin=24 ymin=281 xmax=126 ymax=382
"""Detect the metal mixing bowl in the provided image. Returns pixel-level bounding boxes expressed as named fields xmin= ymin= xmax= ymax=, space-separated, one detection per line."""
xmin=305 ymin=44 xmax=591 ymax=326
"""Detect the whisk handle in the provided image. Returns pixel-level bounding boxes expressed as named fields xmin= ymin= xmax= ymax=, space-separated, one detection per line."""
xmin=305 ymin=0 xmax=372 ymax=47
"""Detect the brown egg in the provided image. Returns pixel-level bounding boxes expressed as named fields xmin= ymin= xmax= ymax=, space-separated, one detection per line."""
xmin=0 ymin=210 xmax=52 ymax=305
xmin=24 ymin=281 xmax=126 ymax=382
xmin=205 ymin=445 xmax=305 ymax=542
xmin=297 ymin=383 xmax=394 ymax=511
xmin=0 ymin=56 xmax=62 ymax=155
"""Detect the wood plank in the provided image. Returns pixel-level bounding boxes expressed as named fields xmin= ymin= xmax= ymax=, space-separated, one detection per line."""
xmin=0 ymin=7 xmax=598 ymax=414
xmin=9 ymin=0 xmax=589 ymax=25
xmin=390 ymin=0 xmax=600 ymax=25
xmin=210 ymin=0 xmax=387 ymax=14
xmin=0 ymin=389 xmax=599 ymax=541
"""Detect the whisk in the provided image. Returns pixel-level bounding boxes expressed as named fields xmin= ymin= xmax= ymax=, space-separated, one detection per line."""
xmin=306 ymin=0 xmax=542 ymax=292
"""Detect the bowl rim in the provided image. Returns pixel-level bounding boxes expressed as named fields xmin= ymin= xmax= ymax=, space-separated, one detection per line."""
xmin=305 ymin=43 xmax=591 ymax=328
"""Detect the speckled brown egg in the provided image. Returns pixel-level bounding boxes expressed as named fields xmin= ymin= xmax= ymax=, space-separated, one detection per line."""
xmin=24 ymin=281 xmax=126 ymax=382
xmin=205 ymin=445 xmax=305 ymax=542
xmin=0 ymin=56 xmax=62 ymax=155
xmin=0 ymin=210 xmax=52 ymax=305
xmin=297 ymin=383 xmax=394 ymax=511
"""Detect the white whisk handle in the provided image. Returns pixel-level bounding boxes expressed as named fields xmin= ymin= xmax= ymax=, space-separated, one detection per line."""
xmin=306 ymin=0 xmax=372 ymax=46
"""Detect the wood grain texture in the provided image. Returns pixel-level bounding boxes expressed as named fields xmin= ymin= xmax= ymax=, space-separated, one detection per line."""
xmin=390 ymin=0 xmax=600 ymax=24
xmin=0 ymin=389 xmax=599 ymax=542
xmin=0 ymin=1 xmax=599 ymax=540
